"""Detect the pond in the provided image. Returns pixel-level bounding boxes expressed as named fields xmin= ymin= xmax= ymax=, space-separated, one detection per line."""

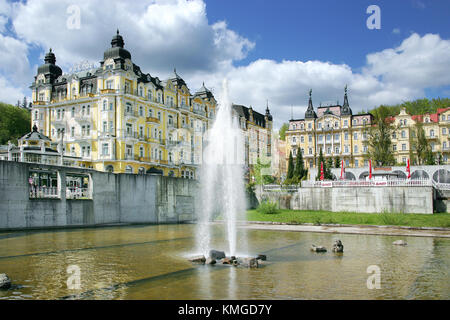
xmin=0 ymin=224 xmax=448 ymax=300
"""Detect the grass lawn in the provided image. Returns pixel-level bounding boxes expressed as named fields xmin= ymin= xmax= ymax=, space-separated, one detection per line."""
xmin=246 ymin=209 xmax=450 ymax=228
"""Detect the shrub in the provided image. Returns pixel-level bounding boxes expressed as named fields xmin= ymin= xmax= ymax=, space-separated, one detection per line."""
xmin=257 ymin=200 xmax=279 ymax=214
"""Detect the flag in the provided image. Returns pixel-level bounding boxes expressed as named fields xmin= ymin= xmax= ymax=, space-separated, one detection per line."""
xmin=320 ymin=161 xmax=324 ymax=181
xmin=407 ymin=159 xmax=411 ymax=179
xmin=340 ymin=159 xmax=345 ymax=180
xmin=369 ymin=160 xmax=372 ymax=180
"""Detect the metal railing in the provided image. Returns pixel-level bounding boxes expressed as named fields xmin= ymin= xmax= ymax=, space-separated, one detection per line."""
xmin=262 ymin=185 xmax=300 ymax=192
xmin=300 ymin=179 xmax=433 ymax=188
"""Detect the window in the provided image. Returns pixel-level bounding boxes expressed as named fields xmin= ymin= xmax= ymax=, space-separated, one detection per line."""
xmin=345 ymin=145 xmax=349 ymax=153
xmin=71 ymin=127 xmax=75 ymax=137
xmin=106 ymin=80 xmax=113 ymax=89
xmin=353 ymin=132 xmax=358 ymax=140
xmin=335 ymin=146 xmax=339 ymax=153
xmin=103 ymin=101 xmax=107 ymax=111
xmin=126 ymin=123 xmax=133 ymax=135
xmin=87 ymin=105 xmax=90 ymax=115
xmin=109 ymin=103 xmax=113 ymax=111
xmin=139 ymin=146 xmax=144 ymax=157
xmin=109 ymin=122 xmax=113 ymax=133
xmin=102 ymin=121 xmax=107 ymax=133
xmin=402 ymin=144 xmax=406 ymax=151
xmin=309 ymin=148 xmax=312 ymax=155
xmin=354 ymin=145 xmax=358 ymax=153
xmin=344 ymin=132 xmax=349 ymax=141
xmin=158 ymin=111 xmax=161 ymax=121
xmin=393 ymin=144 xmax=397 ymax=151
xmin=139 ymin=126 xmax=144 ymax=137
xmin=82 ymin=106 xmax=85 ymax=115
xmin=430 ymin=129 xmax=434 ymax=137
xmin=148 ymin=90 xmax=153 ymax=101
xmin=308 ymin=123 xmax=312 ymax=129
xmin=139 ymin=87 xmax=143 ymax=97
xmin=318 ymin=123 xmax=322 ymax=129
xmin=355 ymin=159 xmax=359 ymax=167
xmin=308 ymin=134 xmax=312 ymax=142
xmin=401 ymin=130 xmax=406 ymax=138
xmin=139 ymin=106 xmax=144 ymax=117
xmin=334 ymin=122 xmax=339 ymax=128
xmin=344 ymin=120 xmax=348 ymax=127
xmin=148 ymin=108 xmax=153 ymax=117
xmin=102 ymin=143 xmax=109 ymax=155
xmin=71 ymin=107 xmax=75 ymax=117
xmin=392 ymin=132 xmax=396 ymax=139
xmin=363 ymin=145 xmax=368 ymax=153
xmin=443 ymin=128 xmax=447 ymax=135
xmin=318 ymin=135 xmax=323 ymax=142
xmin=327 ymin=147 xmax=331 ymax=154
xmin=326 ymin=134 xmax=331 ymax=142
xmin=87 ymin=125 xmax=90 ymax=136
xmin=300 ymin=136 xmax=304 ymax=143
xmin=443 ymin=142 xmax=447 ymax=149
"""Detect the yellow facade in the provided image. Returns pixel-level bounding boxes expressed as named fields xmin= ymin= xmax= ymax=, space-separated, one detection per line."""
xmin=285 ymin=90 xmax=450 ymax=174
xmin=30 ymin=32 xmax=216 ymax=178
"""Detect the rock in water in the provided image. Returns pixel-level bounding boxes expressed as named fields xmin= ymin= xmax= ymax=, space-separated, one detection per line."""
xmin=240 ymin=258 xmax=259 ymax=268
xmin=332 ymin=240 xmax=344 ymax=253
xmin=189 ymin=255 xmax=206 ymax=264
xmin=205 ymin=258 xmax=216 ymax=265
xmin=256 ymin=254 xmax=267 ymax=261
xmin=0 ymin=274 xmax=11 ymax=289
xmin=310 ymin=245 xmax=327 ymax=253
xmin=222 ymin=258 xmax=232 ymax=265
xmin=393 ymin=240 xmax=407 ymax=246
xmin=209 ymin=250 xmax=226 ymax=260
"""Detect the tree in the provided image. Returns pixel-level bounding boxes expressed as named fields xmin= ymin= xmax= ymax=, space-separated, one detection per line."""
xmin=316 ymin=148 xmax=325 ymax=181
xmin=293 ymin=146 xmax=307 ymax=181
xmin=251 ymin=157 xmax=274 ymax=185
xmin=425 ymin=148 xmax=435 ymax=165
xmin=279 ymin=123 xmax=289 ymax=141
xmin=365 ymin=115 xmax=395 ymax=166
xmin=326 ymin=158 xmax=333 ymax=179
xmin=22 ymin=96 xmax=28 ymax=109
xmin=0 ymin=102 xmax=31 ymax=144
xmin=334 ymin=157 xmax=341 ymax=168
xmin=286 ymin=151 xmax=294 ymax=180
xmin=412 ymin=122 xmax=431 ymax=165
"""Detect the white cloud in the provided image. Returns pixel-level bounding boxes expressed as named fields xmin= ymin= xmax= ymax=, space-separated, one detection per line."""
xmin=0 ymin=75 xmax=27 ymax=104
xmin=392 ymin=28 xmax=401 ymax=35
xmin=0 ymin=0 xmax=448 ymax=130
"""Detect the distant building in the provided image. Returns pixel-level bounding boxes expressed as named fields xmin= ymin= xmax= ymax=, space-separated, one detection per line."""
xmin=0 ymin=124 xmax=80 ymax=167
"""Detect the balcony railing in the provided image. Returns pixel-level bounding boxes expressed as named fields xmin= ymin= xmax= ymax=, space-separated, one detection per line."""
xmin=66 ymin=187 xmax=92 ymax=200
xmin=29 ymin=186 xmax=59 ymax=199
xmin=146 ymin=117 xmax=160 ymax=124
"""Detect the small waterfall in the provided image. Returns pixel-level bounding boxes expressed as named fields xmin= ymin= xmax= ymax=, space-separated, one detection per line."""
xmin=196 ymin=79 xmax=246 ymax=257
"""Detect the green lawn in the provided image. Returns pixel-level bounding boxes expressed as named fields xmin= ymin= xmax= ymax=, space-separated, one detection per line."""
xmin=246 ymin=209 xmax=450 ymax=228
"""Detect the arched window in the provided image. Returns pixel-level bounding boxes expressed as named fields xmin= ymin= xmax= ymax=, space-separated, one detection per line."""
xmin=138 ymin=167 xmax=145 ymax=175
xmin=105 ymin=165 xmax=114 ymax=173
xmin=125 ymin=165 xmax=133 ymax=174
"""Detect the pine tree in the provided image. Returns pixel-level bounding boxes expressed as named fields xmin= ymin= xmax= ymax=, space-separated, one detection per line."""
xmin=334 ymin=157 xmax=341 ymax=168
xmin=286 ymin=151 xmax=294 ymax=180
xmin=316 ymin=148 xmax=325 ymax=181
xmin=326 ymin=158 xmax=333 ymax=180
xmin=22 ymin=96 xmax=27 ymax=109
xmin=294 ymin=146 xmax=306 ymax=180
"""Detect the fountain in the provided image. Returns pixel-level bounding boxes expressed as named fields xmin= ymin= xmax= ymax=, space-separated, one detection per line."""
xmin=195 ymin=79 xmax=246 ymax=259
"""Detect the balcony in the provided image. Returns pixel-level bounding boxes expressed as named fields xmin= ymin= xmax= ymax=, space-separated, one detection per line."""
xmin=124 ymin=131 xmax=138 ymax=140
xmin=33 ymin=100 xmax=47 ymax=106
xmin=75 ymin=113 xmax=91 ymax=123
xmin=124 ymin=110 xmax=139 ymax=121
xmin=146 ymin=117 xmax=160 ymax=124
xmin=98 ymin=131 xmax=114 ymax=139
xmin=193 ymin=109 xmax=206 ymax=117
xmin=100 ymin=89 xmax=117 ymax=94
xmin=180 ymin=104 xmax=191 ymax=112
xmin=138 ymin=134 xmax=147 ymax=141
xmin=427 ymin=135 xmax=439 ymax=140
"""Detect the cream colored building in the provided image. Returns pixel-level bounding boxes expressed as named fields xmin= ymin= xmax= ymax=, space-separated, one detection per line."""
xmin=30 ymin=31 xmax=216 ymax=178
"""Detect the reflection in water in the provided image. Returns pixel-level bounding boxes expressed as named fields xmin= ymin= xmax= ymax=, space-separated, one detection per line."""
xmin=0 ymin=224 xmax=448 ymax=300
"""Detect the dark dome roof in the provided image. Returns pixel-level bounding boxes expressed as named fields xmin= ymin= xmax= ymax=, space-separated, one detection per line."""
xmin=103 ymin=29 xmax=131 ymax=61
xmin=37 ymin=48 xmax=62 ymax=76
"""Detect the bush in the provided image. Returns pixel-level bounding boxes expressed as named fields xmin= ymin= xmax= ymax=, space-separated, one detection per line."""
xmin=257 ymin=200 xmax=279 ymax=214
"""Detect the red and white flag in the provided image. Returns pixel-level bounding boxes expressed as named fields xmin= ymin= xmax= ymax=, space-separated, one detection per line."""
xmin=320 ymin=162 xmax=324 ymax=181
xmin=407 ymin=159 xmax=411 ymax=179
xmin=340 ymin=159 xmax=345 ymax=180
xmin=369 ymin=160 xmax=372 ymax=180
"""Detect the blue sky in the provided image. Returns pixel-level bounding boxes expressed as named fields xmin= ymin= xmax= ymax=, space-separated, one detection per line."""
xmin=0 ymin=0 xmax=449 ymax=128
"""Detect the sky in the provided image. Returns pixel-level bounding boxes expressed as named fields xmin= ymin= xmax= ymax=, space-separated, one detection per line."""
xmin=0 ymin=0 xmax=449 ymax=129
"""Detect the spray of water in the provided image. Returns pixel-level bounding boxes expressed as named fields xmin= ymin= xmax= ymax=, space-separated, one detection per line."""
xmin=196 ymin=79 xmax=246 ymax=257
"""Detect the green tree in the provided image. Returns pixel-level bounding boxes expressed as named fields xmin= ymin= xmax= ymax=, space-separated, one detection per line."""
xmin=0 ymin=102 xmax=31 ymax=145
xmin=316 ymin=148 xmax=326 ymax=181
xmin=293 ymin=146 xmax=307 ymax=181
xmin=425 ymin=148 xmax=435 ymax=165
xmin=278 ymin=123 xmax=289 ymax=141
xmin=286 ymin=151 xmax=294 ymax=180
xmin=412 ymin=122 xmax=431 ymax=165
xmin=334 ymin=157 xmax=341 ymax=168
xmin=252 ymin=157 xmax=274 ymax=185
xmin=365 ymin=114 xmax=395 ymax=166
xmin=325 ymin=158 xmax=333 ymax=180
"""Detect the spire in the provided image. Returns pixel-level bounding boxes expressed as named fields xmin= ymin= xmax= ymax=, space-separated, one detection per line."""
xmin=44 ymin=48 xmax=56 ymax=65
xmin=111 ymin=29 xmax=124 ymax=48
xmin=265 ymin=99 xmax=270 ymax=114
xmin=32 ymin=124 xmax=38 ymax=132
xmin=305 ymin=89 xmax=317 ymax=119
xmin=341 ymin=85 xmax=352 ymax=116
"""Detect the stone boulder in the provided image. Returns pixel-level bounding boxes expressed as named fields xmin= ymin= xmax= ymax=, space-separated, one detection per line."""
xmin=332 ymin=240 xmax=344 ymax=253
xmin=205 ymin=258 xmax=216 ymax=265
xmin=256 ymin=254 xmax=267 ymax=261
xmin=209 ymin=250 xmax=226 ymax=260
xmin=222 ymin=257 xmax=232 ymax=265
xmin=239 ymin=258 xmax=259 ymax=268
xmin=189 ymin=255 xmax=206 ymax=264
xmin=0 ymin=274 xmax=11 ymax=290
xmin=393 ymin=240 xmax=407 ymax=246
xmin=310 ymin=245 xmax=327 ymax=253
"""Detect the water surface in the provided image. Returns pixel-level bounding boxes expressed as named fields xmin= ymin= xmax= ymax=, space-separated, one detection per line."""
xmin=0 ymin=224 xmax=448 ymax=300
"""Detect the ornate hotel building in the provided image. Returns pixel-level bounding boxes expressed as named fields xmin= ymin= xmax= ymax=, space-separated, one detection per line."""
xmin=30 ymin=30 xmax=272 ymax=177
xmin=30 ymin=31 xmax=216 ymax=178
xmin=286 ymin=88 xmax=450 ymax=172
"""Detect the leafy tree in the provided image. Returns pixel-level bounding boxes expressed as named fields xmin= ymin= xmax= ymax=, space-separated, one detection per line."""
xmin=0 ymin=102 xmax=31 ymax=145
xmin=316 ymin=148 xmax=325 ymax=181
xmin=425 ymin=148 xmax=435 ymax=165
xmin=278 ymin=123 xmax=289 ymax=141
xmin=326 ymin=158 xmax=333 ymax=179
xmin=251 ymin=158 xmax=274 ymax=185
xmin=365 ymin=114 xmax=395 ymax=166
xmin=412 ymin=122 xmax=430 ymax=165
